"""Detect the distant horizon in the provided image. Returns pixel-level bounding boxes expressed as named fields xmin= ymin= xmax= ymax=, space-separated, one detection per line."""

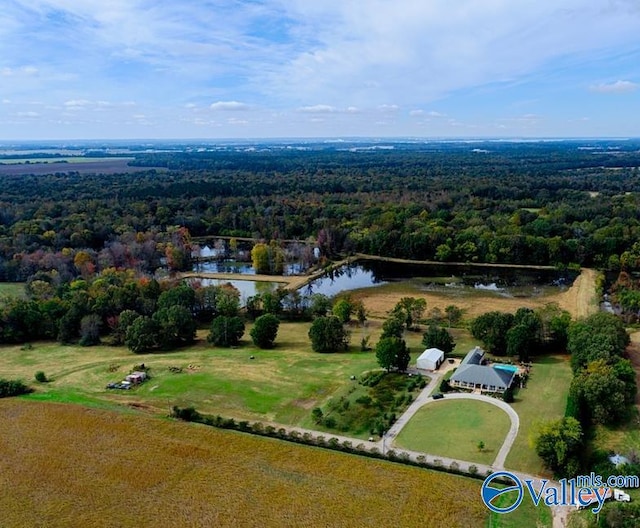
xmin=1 ymin=135 xmax=639 ymax=146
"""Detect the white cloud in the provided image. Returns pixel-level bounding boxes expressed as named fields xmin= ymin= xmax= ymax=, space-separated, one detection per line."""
xmin=64 ymin=99 xmax=92 ymax=108
xmin=589 ymin=80 xmax=638 ymax=93
xmin=378 ymin=104 xmax=399 ymax=113
xmin=210 ymin=101 xmax=251 ymax=111
xmin=268 ymin=1 xmax=640 ymax=109
xmin=297 ymin=104 xmax=336 ymax=113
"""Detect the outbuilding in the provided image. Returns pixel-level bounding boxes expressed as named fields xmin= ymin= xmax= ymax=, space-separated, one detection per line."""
xmin=416 ymin=348 xmax=445 ymax=371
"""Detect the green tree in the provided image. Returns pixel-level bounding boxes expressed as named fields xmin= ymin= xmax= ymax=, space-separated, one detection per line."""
xmin=444 ymin=305 xmax=463 ymax=327
xmin=125 ymin=316 xmax=158 ymax=353
xmin=332 ymin=298 xmax=354 ymax=324
xmin=79 ymin=314 xmax=101 ymax=346
xmin=309 ymin=294 xmax=331 ymax=318
xmin=157 ymin=284 xmax=196 ymax=311
xmin=251 ymin=243 xmax=269 ymax=273
xmin=381 ymin=316 xmax=405 ymax=339
xmin=208 ymin=316 xmax=245 ymax=347
xmin=533 ymin=417 xmax=583 ymax=478
xmin=568 ymin=312 xmax=629 ymax=372
xmin=250 ymin=313 xmax=280 ymax=349
xmin=571 ymin=359 xmax=629 ymax=425
xmin=153 ymin=305 xmax=196 ymax=349
xmin=470 ymin=311 xmax=514 ymax=355
xmin=390 ymin=297 xmax=426 ymax=330
xmin=537 ymin=303 xmax=571 ymax=351
xmin=215 ymin=287 xmax=241 ymax=317
xmin=506 ymin=309 xmax=542 ymax=362
xmin=375 ymin=337 xmax=410 ymax=373
xmin=308 ymin=316 xmax=349 ymax=353
xmin=421 ymin=325 xmax=455 ymax=354
xmin=112 ymin=309 xmax=140 ymax=345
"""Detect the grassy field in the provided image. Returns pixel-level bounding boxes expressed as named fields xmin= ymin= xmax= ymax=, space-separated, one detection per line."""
xmin=394 ymin=399 xmax=512 ymax=465
xmin=487 ymin=489 xmax=553 ymax=528
xmin=0 ymin=156 xmax=133 ymax=164
xmin=0 ymin=323 xmax=388 ymax=425
xmin=505 ymin=355 xmax=573 ymax=476
xmin=0 ymin=399 xmax=489 ymax=528
xmin=591 ymin=409 xmax=640 ymax=455
xmin=0 ymin=282 xmax=25 ymax=300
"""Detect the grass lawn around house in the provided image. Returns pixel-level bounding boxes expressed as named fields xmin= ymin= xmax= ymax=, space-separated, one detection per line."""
xmin=0 ymin=322 xmax=383 ymax=425
xmin=394 ymin=399 xmax=512 ymax=465
xmin=486 ymin=488 xmax=553 ymax=528
xmin=505 ymin=354 xmax=573 ymax=476
xmin=0 ymin=282 xmax=26 ymax=301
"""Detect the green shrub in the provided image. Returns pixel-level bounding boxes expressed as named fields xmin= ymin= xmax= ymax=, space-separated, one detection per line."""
xmin=35 ymin=371 xmax=48 ymax=383
xmin=0 ymin=379 xmax=32 ymax=398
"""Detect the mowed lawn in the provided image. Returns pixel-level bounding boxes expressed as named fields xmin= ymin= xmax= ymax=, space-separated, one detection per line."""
xmin=0 ymin=282 xmax=25 ymax=300
xmin=0 ymin=399 xmax=489 ymax=528
xmin=394 ymin=399 xmax=511 ymax=465
xmin=0 ymin=322 xmax=382 ymax=425
xmin=505 ymin=355 xmax=573 ymax=476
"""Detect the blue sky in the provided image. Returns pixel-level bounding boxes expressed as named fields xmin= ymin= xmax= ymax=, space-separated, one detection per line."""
xmin=1 ymin=0 xmax=639 ymax=139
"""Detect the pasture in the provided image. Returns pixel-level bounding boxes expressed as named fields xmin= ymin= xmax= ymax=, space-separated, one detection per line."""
xmin=1 ymin=323 xmax=387 ymax=425
xmin=0 ymin=399 xmax=489 ymax=528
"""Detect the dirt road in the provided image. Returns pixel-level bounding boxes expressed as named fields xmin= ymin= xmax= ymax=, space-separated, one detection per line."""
xmin=558 ymin=268 xmax=600 ymax=320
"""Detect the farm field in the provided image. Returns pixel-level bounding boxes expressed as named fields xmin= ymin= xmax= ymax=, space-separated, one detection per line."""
xmin=0 ymin=399 xmax=489 ymax=528
xmin=394 ymin=399 xmax=512 ymax=465
xmin=0 ymin=158 xmax=161 ymax=175
xmin=505 ymin=355 xmax=573 ymax=476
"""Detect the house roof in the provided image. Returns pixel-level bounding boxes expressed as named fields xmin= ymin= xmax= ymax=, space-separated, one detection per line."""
xmin=460 ymin=346 xmax=484 ymax=366
xmin=417 ymin=348 xmax=444 ymax=362
xmin=451 ymin=347 xmax=516 ymax=389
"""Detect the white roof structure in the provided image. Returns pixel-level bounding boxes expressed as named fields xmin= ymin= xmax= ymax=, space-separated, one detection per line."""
xmin=417 ymin=348 xmax=445 ymax=370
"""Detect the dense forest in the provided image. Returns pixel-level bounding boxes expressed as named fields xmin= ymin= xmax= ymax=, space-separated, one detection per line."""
xmin=2 ymin=140 xmax=640 ymax=285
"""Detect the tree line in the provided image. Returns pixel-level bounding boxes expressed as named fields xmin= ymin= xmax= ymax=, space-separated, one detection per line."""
xmin=4 ymin=142 xmax=640 ymax=283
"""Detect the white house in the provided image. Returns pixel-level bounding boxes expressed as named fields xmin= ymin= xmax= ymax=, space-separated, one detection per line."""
xmin=417 ymin=348 xmax=445 ymax=371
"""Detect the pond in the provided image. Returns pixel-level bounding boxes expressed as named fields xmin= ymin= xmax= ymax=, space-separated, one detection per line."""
xmin=194 ymin=260 xmax=304 ymax=276
xmin=193 ymin=244 xmax=306 ymax=276
xmin=299 ymin=260 xmax=577 ymax=299
xmin=185 ymin=277 xmax=285 ymax=304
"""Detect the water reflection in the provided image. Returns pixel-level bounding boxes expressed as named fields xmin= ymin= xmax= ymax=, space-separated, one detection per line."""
xmin=300 ymin=261 xmax=576 ymax=298
xmin=186 ymin=278 xmax=283 ymax=305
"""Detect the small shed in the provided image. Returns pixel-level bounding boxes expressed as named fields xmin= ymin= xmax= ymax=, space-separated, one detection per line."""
xmin=417 ymin=348 xmax=445 ymax=371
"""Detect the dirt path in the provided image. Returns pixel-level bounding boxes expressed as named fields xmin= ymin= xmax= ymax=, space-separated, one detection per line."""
xmin=558 ymin=268 xmax=600 ymax=320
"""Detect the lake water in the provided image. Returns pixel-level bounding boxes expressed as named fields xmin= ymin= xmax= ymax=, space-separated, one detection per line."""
xmin=185 ymin=277 xmax=284 ymax=304
xmin=299 ymin=261 xmax=576 ymax=298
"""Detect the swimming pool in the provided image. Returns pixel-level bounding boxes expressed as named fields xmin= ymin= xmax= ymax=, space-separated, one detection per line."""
xmin=493 ymin=364 xmax=518 ymax=374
